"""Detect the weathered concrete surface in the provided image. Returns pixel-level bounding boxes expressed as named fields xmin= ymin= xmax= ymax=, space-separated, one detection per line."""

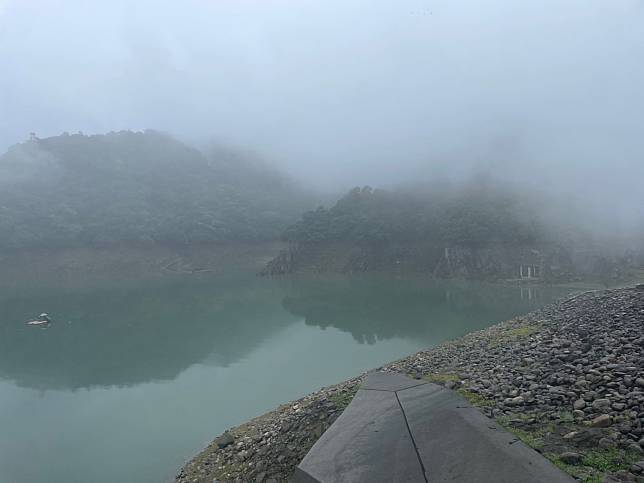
xmin=399 ymin=383 xmax=576 ymax=482
xmin=294 ymin=372 xmax=575 ymax=483
xmin=293 ymin=388 xmax=425 ymax=482
xmin=360 ymin=371 xmax=427 ymax=392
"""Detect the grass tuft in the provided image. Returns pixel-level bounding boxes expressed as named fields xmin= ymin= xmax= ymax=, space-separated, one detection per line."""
xmin=547 ymin=448 xmax=641 ymax=483
xmin=550 ymin=457 xmax=603 ymax=483
xmin=423 ymin=373 xmax=460 ymax=384
xmin=456 ymin=388 xmax=494 ymax=407
xmin=581 ymin=448 xmax=640 ymax=472
xmin=495 ymin=415 xmax=554 ymax=451
xmin=328 ymin=388 xmax=357 ymax=410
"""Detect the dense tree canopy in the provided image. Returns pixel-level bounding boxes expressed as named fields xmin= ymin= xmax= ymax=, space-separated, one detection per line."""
xmin=0 ymin=131 xmax=311 ymax=248
xmin=282 ymin=185 xmax=542 ymax=247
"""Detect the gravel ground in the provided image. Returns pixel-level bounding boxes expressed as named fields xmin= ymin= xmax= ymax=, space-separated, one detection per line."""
xmin=177 ymin=285 xmax=644 ymax=483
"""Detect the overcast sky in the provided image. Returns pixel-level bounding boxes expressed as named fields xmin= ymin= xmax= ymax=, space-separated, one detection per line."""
xmin=1 ymin=0 xmax=644 ymax=199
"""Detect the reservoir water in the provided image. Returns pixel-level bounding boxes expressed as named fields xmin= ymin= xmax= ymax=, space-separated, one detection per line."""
xmin=0 ymin=246 xmax=574 ymax=483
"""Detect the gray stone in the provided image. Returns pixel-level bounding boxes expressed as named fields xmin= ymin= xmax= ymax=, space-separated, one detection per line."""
xmin=592 ymin=399 xmax=611 ymax=411
xmin=559 ymin=452 xmax=583 ymax=465
xmin=573 ymin=399 xmax=586 ymax=410
xmin=504 ymin=396 xmax=524 ymax=406
xmin=214 ymin=432 xmax=235 ymax=449
xmin=598 ymin=437 xmax=616 ymax=449
xmin=628 ymin=443 xmax=644 ymax=455
xmin=591 ymin=415 xmax=612 ymax=428
xmin=601 ymin=474 xmax=622 ymax=483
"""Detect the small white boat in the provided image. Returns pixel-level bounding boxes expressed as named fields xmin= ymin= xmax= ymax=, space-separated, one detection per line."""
xmin=26 ymin=313 xmax=51 ymax=326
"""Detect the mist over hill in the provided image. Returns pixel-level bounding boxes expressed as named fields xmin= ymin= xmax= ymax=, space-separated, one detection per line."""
xmin=283 ymin=185 xmax=541 ymax=247
xmin=265 ymin=184 xmax=643 ymax=281
xmin=0 ymin=130 xmax=312 ymax=249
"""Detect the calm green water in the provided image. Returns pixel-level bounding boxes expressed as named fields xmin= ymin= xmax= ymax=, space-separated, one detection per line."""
xmin=0 ymin=265 xmax=573 ymax=483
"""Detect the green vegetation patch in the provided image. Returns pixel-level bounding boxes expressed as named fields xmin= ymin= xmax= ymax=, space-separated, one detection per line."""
xmin=581 ymin=448 xmax=640 ymax=472
xmin=423 ymin=372 xmax=460 ymax=384
xmin=328 ymin=386 xmax=358 ymax=410
xmin=496 ymin=414 xmax=554 ymax=451
xmin=506 ymin=427 xmax=547 ymax=450
xmin=557 ymin=410 xmax=575 ymax=423
xmin=549 ymin=448 xmax=641 ymax=483
xmin=489 ymin=324 xmax=541 ymax=347
xmin=550 ymin=458 xmax=603 ymax=483
xmin=456 ymin=388 xmax=495 ymax=407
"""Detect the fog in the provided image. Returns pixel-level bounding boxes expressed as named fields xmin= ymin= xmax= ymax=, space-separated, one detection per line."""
xmin=1 ymin=0 xmax=643 ymax=226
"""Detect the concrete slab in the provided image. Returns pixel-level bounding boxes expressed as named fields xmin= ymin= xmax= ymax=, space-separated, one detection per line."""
xmin=397 ymin=382 xmax=576 ymax=483
xmin=294 ymin=373 xmax=575 ymax=483
xmin=360 ymin=371 xmax=427 ymax=392
xmin=293 ymin=388 xmax=426 ymax=483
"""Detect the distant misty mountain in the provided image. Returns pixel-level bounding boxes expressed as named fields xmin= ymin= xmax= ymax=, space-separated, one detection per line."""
xmin=0 ymin=130 xmax=312 ymax=248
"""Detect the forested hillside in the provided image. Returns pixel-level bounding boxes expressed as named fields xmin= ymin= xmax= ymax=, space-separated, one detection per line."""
xmin=0 ymin=131 xmax=311 ymax=248
xmin=265 ymin=185 xmax=641 ymax=279
xmin=282 ymin=185 xmax=542 ymax=247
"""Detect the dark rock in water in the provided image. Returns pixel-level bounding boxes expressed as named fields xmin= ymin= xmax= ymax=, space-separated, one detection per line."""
xmin=559 ymin=452 xmax=583 ymax=465
xmin=214 ymin=432 xmax=234 ymax=449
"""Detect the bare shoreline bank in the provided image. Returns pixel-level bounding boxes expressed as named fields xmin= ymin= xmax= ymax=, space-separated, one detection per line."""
xmin=0 ymin=242 xmax=284 ymax=293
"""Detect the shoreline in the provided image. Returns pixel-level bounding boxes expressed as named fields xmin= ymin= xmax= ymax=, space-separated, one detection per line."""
xmin=176 ymin=284 xmax=644 ymax=483
xmin=0 ymin=242 xmax=284 ymax=294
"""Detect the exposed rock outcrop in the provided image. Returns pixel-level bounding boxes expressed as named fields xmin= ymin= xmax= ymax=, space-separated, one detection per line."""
xmin=263 ymin=241 xmax=631 ymax=282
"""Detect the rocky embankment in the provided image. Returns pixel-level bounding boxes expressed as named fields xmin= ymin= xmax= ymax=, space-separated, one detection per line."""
xmin=177 ymin=285 xmax=644 ymax=483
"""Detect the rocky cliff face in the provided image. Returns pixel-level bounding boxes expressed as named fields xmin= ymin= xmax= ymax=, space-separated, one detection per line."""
xmin=262 ymin=242 xmax=631 ymax=282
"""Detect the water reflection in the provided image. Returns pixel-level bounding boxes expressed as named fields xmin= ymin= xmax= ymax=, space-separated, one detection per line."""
xmin=0 ymin=275 xmax=295 ymax=389
xmin=0 ymin=271 xmax=571 ymax=391
xmin=0 ymin=268 xmax=577 ymax=483
xmin=280 ymin=275 xmax=569 ymax=345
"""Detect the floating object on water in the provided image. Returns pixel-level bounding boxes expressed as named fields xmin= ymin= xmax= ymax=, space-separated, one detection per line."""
xmin=26 ymin=313 xmax=51 ymax=326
